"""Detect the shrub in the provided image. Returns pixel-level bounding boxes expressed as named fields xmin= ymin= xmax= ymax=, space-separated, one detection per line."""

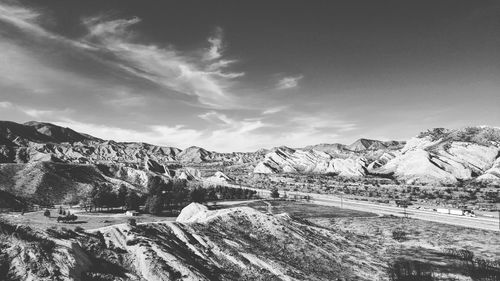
xmin=388 ymin=259 xmax=437 ymax=281
xmin=125 ymin=238 xmax=140 ymax=246
xmin=0 ymin=253 xmax=9 ymax=279
xmin=47 ymin=227 xmax=77 ymax=239
xmin=95 ymin=231 xmax=105 ymax=246
xmin=75 ymin=226 xmax=86 ymax=233
xmin=457 ymin=249 xmax=474 ymax=261
xmin=392 ymin=229 xmax=408 ymax=242
xmin=443 ymin=248 xmax=474 ymax=261
xmin=38 ymin=239 xmax=56 ymax=253
xmin=0 ymin=219 xmax=16 ymax=235
xmin=57 ymin=214 xmax=78 ymax=223
xmin=127 ymin=218 xmax=137 ymax=227
xmin=270 ymin=188 xmax=280 ymax=199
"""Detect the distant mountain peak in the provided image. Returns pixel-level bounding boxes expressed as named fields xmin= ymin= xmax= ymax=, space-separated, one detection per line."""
xmin=24 ymin=121 xmax=99 ymax=143
xmin=347 ymin=138 xmax=383 ymax=151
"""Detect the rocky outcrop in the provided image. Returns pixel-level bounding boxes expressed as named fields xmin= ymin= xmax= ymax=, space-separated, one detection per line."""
xmin=176 ymin=146 xmax=212 ymax=163
xmin=255 ymin=127 xmax=500 ymax=185
xmin=114 ymin=204 xmax=386 ymax=280
xmin=477 ymin=157 xmax=500 ymax=182
xmin=347 ymin=139 xmax=405 ymax=152
xmin=254 ymin=147 xmax=368 ymax=177
xmin=371 ymin=127 xmax=500 ymax=184
xmin=302 ymin=143 xmax=346 ymax=154
xmin=176 ymin=202 xmax=209 ymax=223
xmin=204 ymin=171 xmax=233 ymax=185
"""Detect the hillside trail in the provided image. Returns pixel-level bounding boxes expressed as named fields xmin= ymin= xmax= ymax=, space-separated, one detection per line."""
xmin=263 ymin=201 xmax=273 ymax=214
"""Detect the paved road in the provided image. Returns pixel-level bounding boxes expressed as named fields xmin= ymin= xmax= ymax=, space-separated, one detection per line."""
xmin=233 ymin=185 xmax=500 ymax=232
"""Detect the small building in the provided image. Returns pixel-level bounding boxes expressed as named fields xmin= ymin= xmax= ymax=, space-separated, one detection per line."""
xmin=125 ymin=210 xmax=139 ymax=217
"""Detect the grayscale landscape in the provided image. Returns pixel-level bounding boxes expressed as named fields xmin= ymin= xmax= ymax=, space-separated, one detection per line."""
xmin=0 ymin=0 xmax=499 ymax=280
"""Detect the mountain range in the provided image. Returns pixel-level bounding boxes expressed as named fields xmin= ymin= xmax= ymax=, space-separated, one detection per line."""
xmin=0 ymin=121 xmax=499 ymax=204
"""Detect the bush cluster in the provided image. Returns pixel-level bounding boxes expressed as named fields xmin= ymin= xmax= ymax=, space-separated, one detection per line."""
xmin=388 ymin=259 xmax=437 ymax=281
xmin=57 ymin=214 xmax=78 ymax=223
xmin=391 ymin=229 xmax=408 ymax=242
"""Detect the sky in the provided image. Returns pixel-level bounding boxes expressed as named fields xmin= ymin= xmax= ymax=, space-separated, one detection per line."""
xmin=0 ymin=0 xmax=499 ymax=152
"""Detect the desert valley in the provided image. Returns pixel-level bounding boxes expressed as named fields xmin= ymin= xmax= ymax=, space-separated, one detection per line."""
xmin=0 ymin=121 xmax=498 ymax=280
xmin=1 ymin=0 xmax=500 ymax=280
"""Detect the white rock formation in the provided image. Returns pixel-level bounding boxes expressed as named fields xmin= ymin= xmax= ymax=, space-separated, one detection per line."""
xmin=253 ymin=147 xmax=366 ymax=177
xmin=176 ymin=203 xmax=209 ymax=223
xmin=373 ymin=135 xmax=500 ymax=184
xmin=477 ymin=157 xmax=500 ymax=182
xmin=204 ymin=171 xmax=233 ymax=185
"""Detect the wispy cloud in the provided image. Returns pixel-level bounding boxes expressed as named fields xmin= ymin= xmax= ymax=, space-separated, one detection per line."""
xmin=81 ymin=17 xmax=244 ymax=109
xmin=199 ymin=111 xmax=266 ymax=132
xmin=204 ymin=26 xmax=224 ymax=61
xmin=276 ymin=75 xmax=303 ymax=90
xmin=198 ymin=111 xmax=233 ymax=125
xmin=0 ymin=101 xmax=72 ymax=120
xmin=0 ymin=101 xmax=13 ymax=108
xmin=0 ymin=3 xmax=92 ymax=50
xmin=52 ymin=118 xmax=269 ymax=152
xmin=262 ymin=106 xmax=287 ymax=115
xmin=84 ymin=16 xmax=141 ymax=39
xmin=103 ymin=90 xmax=146 ymax=107
xmin=0 ymin=2 xmax=245 ymax=109
xmin=53 ymin=119 xmax=203 ymax=147
xmin=290 ymin=114 xmax=357 ymax=134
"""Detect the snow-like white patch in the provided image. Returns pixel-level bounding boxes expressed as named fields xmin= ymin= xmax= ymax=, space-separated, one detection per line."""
xmin=204 ymin=171 xmax=233 ymax=185
xmin=176 ymin=203 xmax=209 ymax=223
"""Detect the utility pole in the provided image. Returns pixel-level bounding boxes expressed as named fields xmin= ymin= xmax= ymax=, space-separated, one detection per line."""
xmin=337 ymin=192 xmax=344 ymax=208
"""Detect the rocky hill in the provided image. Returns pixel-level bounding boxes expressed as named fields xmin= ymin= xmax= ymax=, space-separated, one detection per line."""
xmin=0 ymin=121 xmax=263 ymax=204
xmin=370 ymin=127 xmax=500 ymax=184
xmin=253 ymin=138 xmax=406 ymax=178
xmin=0 ymin=203 xmax=388 ymax=280
xmin=253 ymin=146 xmax=367 ymax=177
xmin=254 ymin=127 xmax=500 ymax=185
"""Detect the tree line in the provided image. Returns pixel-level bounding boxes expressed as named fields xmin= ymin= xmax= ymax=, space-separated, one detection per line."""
xmin=82 ymin=177 xmax=258 ymax=215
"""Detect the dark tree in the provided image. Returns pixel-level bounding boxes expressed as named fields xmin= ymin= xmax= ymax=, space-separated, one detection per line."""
xmin=117 ymin=185 xmax=128 ymax=210
xmin=146 ymin=195 xmax=163 ymax=215
xmin=90 ymin=184 xmax=115 ymax=211
xmin=270 ymin=188 xmax=280 ymax=199
xmin=207 ymin=189 xmax=218 ymax=201
xmin=190 ymin=188 xmax=207 ymax=203
xmin=126 ymin=190 xmax=140 ymax=211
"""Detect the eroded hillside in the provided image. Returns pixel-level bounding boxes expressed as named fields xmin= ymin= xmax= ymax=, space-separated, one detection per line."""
xmin=0 ymin=203 xmax=389 ymax=281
